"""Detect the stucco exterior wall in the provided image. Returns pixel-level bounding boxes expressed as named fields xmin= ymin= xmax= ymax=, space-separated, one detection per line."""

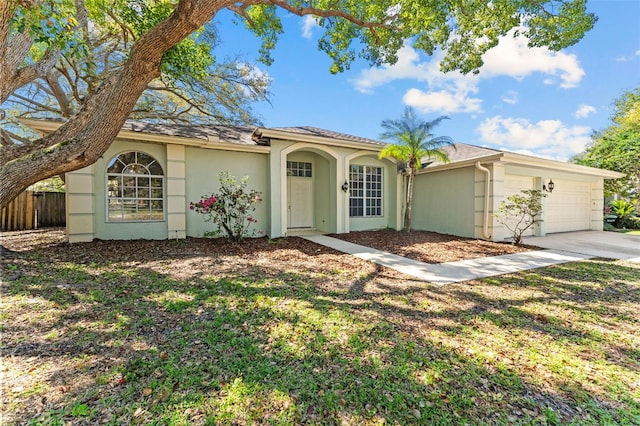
xmin=268 ymin=140 xmax=399 ymax=237
xmin=91 ymin=140 xmax=168 ymax=240
xmin=66 ymin=165 xmax=95 ymax=243
xmin=412 ymin=167 xmax=475 ymax=237
xmin=590 ymin=178 xmax=605 ymax=231
xmin=185 ymin=147 xmax=269 ymax=238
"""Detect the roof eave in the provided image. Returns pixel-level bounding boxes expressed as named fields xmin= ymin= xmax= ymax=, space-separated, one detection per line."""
xmin=253 ymin=127 xmax=384 ymax=151
xmin=500 ymin=152 xmax=625 ymax=179
xmin=416 ymin=151 xmax=625 ymax=179
xmin=19 ymin=118 xmax=270 ymax=154
xmin=415 ymin=153 xmax=505 ymax=174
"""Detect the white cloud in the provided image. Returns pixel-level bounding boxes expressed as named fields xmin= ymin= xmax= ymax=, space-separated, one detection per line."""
xmin=617 ymin=50 xmax=640 ymax=62
xmin=501 ymin=90 xmax=518 ymax=104
xmin=351 ymin=28 xmax=586 ymax=115
xmin=301 ymin=15 xmax=319 ymax=39
xmin=477 ymin=116 xmax=592 ymax=161
xmin=404 ymin=88 xmax=482 ymax=113
xmin=480 ymin=32 xmax=585 ymax=88
xmin=352 ymin=45 xmax=427 ymax=93
xmin=575 ymin=104 xmax=596 ymax=119
xmin=353 ymin=45 xmax=483 ymax=113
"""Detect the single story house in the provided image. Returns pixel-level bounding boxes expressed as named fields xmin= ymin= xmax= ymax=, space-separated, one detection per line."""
xmin=23 ymin=119 xmax=624 ymax=243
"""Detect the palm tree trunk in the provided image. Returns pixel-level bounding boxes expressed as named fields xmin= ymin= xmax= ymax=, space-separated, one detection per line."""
xmin=404 ymin=168 xmax=415 ymax=233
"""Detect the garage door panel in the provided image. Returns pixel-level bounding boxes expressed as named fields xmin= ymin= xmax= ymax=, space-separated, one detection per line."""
xmin=545 ymin=180 xmax=590 ymax=233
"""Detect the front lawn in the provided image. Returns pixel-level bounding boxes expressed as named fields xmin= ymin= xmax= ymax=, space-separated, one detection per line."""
xmin=1 ymin=233 xmax=639 ymax=425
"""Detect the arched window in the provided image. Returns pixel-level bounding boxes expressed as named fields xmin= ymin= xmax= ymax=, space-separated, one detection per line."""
xmin=106 ymin=151 xmax=164 ymax=222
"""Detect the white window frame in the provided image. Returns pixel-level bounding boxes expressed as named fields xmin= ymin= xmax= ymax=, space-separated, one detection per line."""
xmin=287 ymin=161 xmax=312 ymax=177
xmin=349 ymin=165 xmax=383 ymax=217
xmin=106 ymin=151 xmax=165 ymax=222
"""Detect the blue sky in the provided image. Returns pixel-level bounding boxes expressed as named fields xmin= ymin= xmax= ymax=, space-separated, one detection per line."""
xmin=215 ymin=0 xmax=640 ymax=161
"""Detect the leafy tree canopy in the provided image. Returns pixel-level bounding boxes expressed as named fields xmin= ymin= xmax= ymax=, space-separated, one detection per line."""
xmin=0 ymin=0 xmax=598 ymax=207
xmin=574 ymin=88 xmax=640 ymax=198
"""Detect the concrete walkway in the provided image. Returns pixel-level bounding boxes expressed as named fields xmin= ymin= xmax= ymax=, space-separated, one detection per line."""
xmin=302 ymin=235 xmax=593 ymax=285
xmin=523 ymin=231 xmax=640 ymax=263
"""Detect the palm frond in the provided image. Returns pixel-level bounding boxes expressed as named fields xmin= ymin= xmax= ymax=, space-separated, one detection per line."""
xmin=379 ymin=107 xmax=454 ymax=169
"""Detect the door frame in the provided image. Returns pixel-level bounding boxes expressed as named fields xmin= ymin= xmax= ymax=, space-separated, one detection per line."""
xmin=287 ymin=175 xmax=314 ymax=229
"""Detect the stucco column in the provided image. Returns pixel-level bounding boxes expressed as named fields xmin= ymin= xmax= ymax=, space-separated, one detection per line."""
xmin=336 ymin=155 xmax=347 ymax=234
xmin=590 ymin=179 xmax=604 ymax=231
xmin=166 ymin=144 xmax=186 ymax=239
xmin=66 ymin=166 xmax=95 ymax=243
xmin=268 ymin=142 xmax=285 ymax=238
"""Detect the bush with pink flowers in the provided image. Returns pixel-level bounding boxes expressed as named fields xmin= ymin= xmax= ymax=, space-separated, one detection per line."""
xmin=190 ymin=171 xmax=263 ymax=241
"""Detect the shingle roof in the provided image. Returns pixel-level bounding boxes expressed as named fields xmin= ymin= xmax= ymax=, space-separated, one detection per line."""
xmin=424 ymin=143 xmax=502 ymax=166
xmin=268 ymin=126 xmax=386 ymax=146
xmin=121 ymin=121 xmax=387 ymax=147
xmin=121 ymin=120 xmax=257 ymax=145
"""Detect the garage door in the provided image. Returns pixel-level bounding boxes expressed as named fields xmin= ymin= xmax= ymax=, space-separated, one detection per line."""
xmin=545 ymin=180 xmax=590 ymax=233
xmin=503 ymin=175 xmax=535 ymax=237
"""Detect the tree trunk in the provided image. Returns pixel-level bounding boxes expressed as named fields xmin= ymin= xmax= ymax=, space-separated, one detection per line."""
xmin=404 ymin=167 xmax=415 ymax=233
xmin=0 ymin=0 xmax=231 ymax=207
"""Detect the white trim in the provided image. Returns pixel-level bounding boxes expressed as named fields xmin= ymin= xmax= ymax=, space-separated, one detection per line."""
xmin=416 ymin=152 xmax=624 ymax=180
xmin=348 ymin=164 xmax=384 ymax=218
xmin=254 ymin=128 xmax=385 ymax=152
xmin=105 ymin=150 xmax=165 ymax=223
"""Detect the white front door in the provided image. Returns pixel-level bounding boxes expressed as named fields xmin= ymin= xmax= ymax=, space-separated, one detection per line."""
xmin=288 ymin=177 xmax=313 ymax=228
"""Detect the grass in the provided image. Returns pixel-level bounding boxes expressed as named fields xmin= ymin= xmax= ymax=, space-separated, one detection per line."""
xmin=2 ymin=241 xmax=639 ymax=425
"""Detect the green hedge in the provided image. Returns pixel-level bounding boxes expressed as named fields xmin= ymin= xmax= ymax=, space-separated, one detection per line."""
xmin=619 ymin=215 xmax=640 ymax=229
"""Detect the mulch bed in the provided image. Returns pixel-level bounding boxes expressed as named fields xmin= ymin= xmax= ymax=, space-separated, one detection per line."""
xmin=331 ymin=229 xmax=532 ymax=263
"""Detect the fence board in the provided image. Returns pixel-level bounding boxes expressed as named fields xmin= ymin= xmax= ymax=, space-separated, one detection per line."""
xmin=36 ymin=192 xmax=66 ymax=227
xmin=1 ymin=191 xmax=65 ymax=231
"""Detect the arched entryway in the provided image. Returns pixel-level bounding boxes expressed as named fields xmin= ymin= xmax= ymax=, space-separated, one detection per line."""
xmin=280 ymin=144 xmax=340 ymax=235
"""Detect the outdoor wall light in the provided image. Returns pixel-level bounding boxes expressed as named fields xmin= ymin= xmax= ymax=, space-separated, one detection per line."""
xmin=543 ymin=179 xmax=555 ymax=193
xmin=341 ymin=180 xmax=349 ymax=193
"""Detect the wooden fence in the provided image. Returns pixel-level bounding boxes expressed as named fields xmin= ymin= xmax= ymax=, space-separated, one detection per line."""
xmin=1 ymin=191 xmax=66 ymax=231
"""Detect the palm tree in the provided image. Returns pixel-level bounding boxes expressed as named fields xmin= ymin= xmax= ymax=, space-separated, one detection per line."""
xmin=378 ymin=107 xmax=454 ymax=233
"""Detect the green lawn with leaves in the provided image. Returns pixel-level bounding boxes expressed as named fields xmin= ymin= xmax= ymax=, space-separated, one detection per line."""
xmin=1 ymin=236 xmax=639 ymax=425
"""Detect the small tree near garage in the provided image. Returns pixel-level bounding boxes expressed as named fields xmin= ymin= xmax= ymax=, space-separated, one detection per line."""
xmin=494 ymin=189 xmax=547 ymax=245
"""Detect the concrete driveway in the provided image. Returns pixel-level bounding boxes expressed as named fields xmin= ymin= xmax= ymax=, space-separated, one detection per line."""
xmin=523 ymin=231 xmax=640 ymax=263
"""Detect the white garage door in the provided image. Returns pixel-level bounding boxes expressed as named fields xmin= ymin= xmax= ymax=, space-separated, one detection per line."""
xmin=545 ymin=180 xmax=590 ymax=233
xmin=503 ymin=175 xmax=535 ymax=237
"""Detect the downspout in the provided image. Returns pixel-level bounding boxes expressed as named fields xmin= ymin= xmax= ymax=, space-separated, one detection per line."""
xmin=475 ymin=162 xmax=492 ymax=240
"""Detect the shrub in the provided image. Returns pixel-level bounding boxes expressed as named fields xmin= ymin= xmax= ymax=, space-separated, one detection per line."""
xmin=609 ymin=199 xmax=638 ymax=228
xmin=190 ymin=171 xmax=263 ymax=241
xmin=494 ymin=189 xmax=546 ymax=245
xmin=620 ymin=215 xmax=640 ymax=229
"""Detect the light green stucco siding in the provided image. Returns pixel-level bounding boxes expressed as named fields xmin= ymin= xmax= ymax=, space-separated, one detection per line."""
xmin=93 ymin=140 xmax=168 ymax=240
xmin=185 ymin=147 xmax=269 ymax=238
xmin=81 ymin=135 xmax=397 ymax=241
xmin=412 ymin=167 xmax=475 ymax=237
